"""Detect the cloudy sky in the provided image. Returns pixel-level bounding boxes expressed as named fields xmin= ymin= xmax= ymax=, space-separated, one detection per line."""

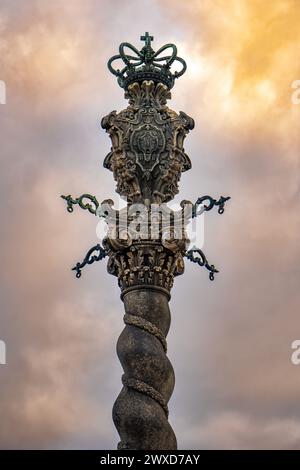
xmin=0 ymin=0 xmax=299 ymax=449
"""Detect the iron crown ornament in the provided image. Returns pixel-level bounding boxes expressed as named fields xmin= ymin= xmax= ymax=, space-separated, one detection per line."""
xmin=61 ymin=33 xmax=230 ymax=450
xmin=107 ymin=32 xmax=187 ymax=90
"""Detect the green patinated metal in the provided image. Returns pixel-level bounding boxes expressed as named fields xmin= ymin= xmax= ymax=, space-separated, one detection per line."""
xmin=107 ymin=32 xmax=187 ymax=90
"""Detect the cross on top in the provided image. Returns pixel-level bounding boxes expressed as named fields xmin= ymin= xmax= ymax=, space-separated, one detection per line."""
xmin=141 ymin=32 xmax=154 ymax=48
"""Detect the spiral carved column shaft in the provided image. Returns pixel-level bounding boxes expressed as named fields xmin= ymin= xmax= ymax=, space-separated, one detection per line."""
xmin=113 ymin=288 xmax=176 ymax=450
xmin=104 ymin=239 xmax=186 ymax=450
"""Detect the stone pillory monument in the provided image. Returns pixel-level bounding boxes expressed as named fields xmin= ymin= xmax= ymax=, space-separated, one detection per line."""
xmin=61 ymin=33 xmax=230 ymax=450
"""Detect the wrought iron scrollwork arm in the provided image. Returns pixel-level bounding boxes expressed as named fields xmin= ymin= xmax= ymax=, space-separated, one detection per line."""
xmin=61 ymin=194 xmax=99 ymax=215
xmin=192 ymin=195 xmax=230 ymax=217
xmin=72 ymin=244 xmax=108 ymax=278
xmin=185 ymin=247 xmax=219 ymax=281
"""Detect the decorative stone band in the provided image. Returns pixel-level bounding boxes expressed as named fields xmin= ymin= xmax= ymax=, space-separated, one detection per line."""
xmin=121 ymin=374 xmax=169 ymax=418
xmin=123 ymin=314 xmax=167 ymax=353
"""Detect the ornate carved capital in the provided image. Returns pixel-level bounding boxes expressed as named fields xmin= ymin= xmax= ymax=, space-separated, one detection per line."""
xmin=104 ymin=240 xmax=185 ymax=294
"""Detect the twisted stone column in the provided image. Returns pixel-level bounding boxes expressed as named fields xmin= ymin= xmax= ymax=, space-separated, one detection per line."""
xmin=103 ymin=239 xmax=185 ymax=450
xmin=113 ymin=287 xmax=176 ymax=450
